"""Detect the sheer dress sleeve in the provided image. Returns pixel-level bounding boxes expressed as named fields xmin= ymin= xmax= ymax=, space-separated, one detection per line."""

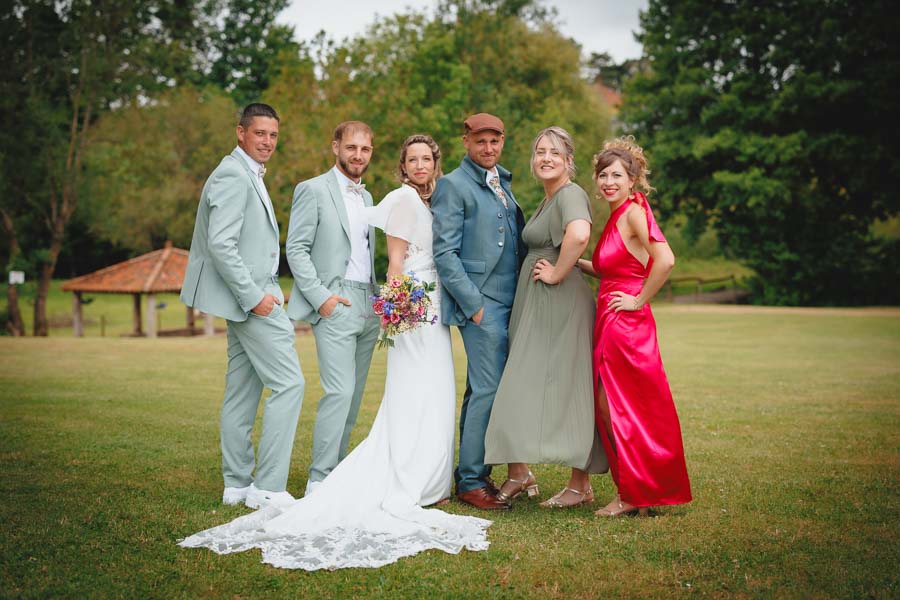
xmin=365 ymin=186 xmax=421 ymax=243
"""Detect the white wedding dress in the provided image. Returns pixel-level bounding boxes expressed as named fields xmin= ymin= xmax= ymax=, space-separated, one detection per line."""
xmin=179 ymin=184 xmax=491 ymax=570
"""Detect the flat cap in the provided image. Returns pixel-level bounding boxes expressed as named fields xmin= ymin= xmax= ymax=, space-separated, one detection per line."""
xmin=464 ymin=113 xmax=504 ymax=134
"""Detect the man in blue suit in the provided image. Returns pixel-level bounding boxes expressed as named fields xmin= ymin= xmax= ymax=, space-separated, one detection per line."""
xmin=432 ymin=113 xmax=526 ymax=510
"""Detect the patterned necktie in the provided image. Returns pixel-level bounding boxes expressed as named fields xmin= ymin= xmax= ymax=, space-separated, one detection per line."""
xmin=346 ymin=181 xmax=366 ymax=195
xmin=488 ymin=175 xmax=509 ymax=209
xmin=258 ymin=164 xmax=266 ymax=178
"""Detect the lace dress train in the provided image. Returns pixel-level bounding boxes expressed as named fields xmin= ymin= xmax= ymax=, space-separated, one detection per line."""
xmin=179 ymin=184 xmax=491 ymax=570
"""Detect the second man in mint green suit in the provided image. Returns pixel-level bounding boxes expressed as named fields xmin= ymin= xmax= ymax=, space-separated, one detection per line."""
xmin=181 ymin=104 xmax=304 ymax=510
xmin=286 ymin=121 xmax=380 ymax=494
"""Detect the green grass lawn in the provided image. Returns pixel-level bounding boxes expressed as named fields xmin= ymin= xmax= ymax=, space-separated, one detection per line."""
xmin=1 ymin=306 xmax=898 ymax=598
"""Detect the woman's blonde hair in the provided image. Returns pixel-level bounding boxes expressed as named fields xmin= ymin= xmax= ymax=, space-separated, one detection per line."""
xmin=593 ymin=135 xmax=653 ymax=195
xmin=397 ymin=134 xmax=443 ymax=200
xmin=530 ymin=126 xmax=576 ymax=179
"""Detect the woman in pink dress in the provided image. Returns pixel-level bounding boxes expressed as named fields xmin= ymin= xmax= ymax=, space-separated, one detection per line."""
xmin=577 ymin=137 xmax=691 ymax=517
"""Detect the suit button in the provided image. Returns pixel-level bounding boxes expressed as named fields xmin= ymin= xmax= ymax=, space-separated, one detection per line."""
xmin=344 ymin=260 xmax=349 ymax=265
xmin=498 ymin=241 xmax=504 ymax=247
xmin=498 ymin=226 xmax=505 ymax=233
xmin=498 ymin=213 xmax=503 ymax=218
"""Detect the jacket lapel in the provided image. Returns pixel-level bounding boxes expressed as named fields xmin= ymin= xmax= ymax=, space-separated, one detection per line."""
xmin=231 ymin=149 xmax=278 ymax=235
xmin=326 ymin=170 xmax=351 ymax=241
xmin=463 ymin=155 xmax=518 ymax=211
xmin=363 ymin=189 xmax=377 ymax=284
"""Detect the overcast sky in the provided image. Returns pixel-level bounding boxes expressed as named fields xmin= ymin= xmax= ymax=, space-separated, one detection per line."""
xmin=279 ymin=0 xmax=648 ymax=63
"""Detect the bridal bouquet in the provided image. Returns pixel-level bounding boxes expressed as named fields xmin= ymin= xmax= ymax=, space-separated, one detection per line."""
xmin=370 ymin=272 xmax=438 ymax=349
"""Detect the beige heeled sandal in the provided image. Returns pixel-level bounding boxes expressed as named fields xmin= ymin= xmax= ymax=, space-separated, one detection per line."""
xmin=594 ymin=495 xmax=649 ymax=517
xmin=539 ymin=486 xmax=594 ymax=508
xmin=496 ymin=471 xmax=540 ymax=503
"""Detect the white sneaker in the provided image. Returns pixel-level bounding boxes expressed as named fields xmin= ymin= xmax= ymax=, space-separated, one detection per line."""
xmin=222 ymin=484 xmax=252 ymax=505
xmin=304 ymin=480 xmax=322 ymax=497
xmin=245 ymin=483 xmax=296 ymax=509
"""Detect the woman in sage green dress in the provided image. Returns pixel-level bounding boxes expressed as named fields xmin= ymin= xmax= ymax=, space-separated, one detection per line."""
xmin=484 ymin=126 xmax=607 ymax=508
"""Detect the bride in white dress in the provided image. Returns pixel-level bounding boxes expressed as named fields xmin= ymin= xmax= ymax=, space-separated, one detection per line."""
xmin=179 ymin=135 xmax=491 ymax=570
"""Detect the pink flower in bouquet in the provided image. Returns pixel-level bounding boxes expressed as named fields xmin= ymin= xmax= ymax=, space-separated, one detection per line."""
xmin=370 ymin=272 xmax=437 ymax=350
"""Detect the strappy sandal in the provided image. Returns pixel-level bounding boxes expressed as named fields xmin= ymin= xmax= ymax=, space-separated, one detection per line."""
xmin=496 ymin=471 xmax=539 ymax=503
xmin=539 ymin=486 xmax=594 ymax=508
xmin=594 ymin=495 xmax=649 ymax=517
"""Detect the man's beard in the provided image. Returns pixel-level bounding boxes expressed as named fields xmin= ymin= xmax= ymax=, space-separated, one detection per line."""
xmin=339 ymin=156 xmax=368 ymax=179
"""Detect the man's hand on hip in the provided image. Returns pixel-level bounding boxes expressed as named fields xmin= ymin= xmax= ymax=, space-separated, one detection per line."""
xmin=251 ymin=293 xmax=282 ymax=316
xmin=471 ymin=307 xmax=484 ymax=325
xmin=318 ymin=294 xmax=352 ymax=318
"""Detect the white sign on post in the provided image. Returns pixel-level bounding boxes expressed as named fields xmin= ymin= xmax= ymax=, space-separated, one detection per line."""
xmin=9 ymin=271 xmax=24 ymax=285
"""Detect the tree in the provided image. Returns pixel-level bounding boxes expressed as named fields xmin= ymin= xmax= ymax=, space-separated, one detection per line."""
xmin=1 ymin=0 xmax=292 ymax=335
xmin=622 ymin=0 xmax=900 ymax=305
xmin=584 ymin=52 xmax=644 ymax=91
xmin=206 ymin=0 xmax=300 ymax=105
xmin=83 ymin=87 xmax=236 ymax=253
xmin=264 ymin=0 xmax=611 ymax=218
xmin=1 ymin=1 xmax=199 ymax=334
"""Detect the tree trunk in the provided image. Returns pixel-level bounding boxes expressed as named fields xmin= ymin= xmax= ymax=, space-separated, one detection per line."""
xmin=33 ymin=49 xmax=92 ymax=336
xmin=33 ymin=218 xmax=66 ymax=336
xmin=1 ymin=208 xmax=25 ymax=336
xmin=6 ymin=283 xmax=24 ymax=337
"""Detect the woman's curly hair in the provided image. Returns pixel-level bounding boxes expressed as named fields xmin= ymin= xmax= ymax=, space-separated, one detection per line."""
xmin=592 ymin=135 xmax=654 ymax=195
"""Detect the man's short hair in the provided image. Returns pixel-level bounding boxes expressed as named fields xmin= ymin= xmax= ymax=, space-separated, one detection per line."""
xmin=333 ymin=121 xmax=374 ymax=143
xmin=239 ymin=103 xmax=279 ymax=128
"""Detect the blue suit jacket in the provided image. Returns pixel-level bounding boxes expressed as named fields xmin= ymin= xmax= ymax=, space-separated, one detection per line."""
xmin=431 ymin=155 xmax=526 ymax=326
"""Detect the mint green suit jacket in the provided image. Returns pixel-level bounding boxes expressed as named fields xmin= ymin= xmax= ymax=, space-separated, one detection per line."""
xmin=181 ymin=149 xmax=280 ymax=322
xmin=285 ymin=170 xmax=377 ymax=324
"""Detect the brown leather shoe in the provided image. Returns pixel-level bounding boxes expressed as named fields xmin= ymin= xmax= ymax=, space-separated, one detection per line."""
xmin=457 ymin=486 xmax=511 ymax=510
xmin=482 ymin=476 xmax=500 ymax=495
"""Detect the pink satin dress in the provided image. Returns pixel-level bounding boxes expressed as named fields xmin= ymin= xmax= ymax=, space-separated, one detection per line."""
xmin=591 ymin=193 xmax=691 ymax=508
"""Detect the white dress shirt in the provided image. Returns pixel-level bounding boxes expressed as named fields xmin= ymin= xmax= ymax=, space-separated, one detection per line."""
xmin=235 ymin=146 xmax=279 ymax=276
xmin=332 ymin=166 xmax=371 ymax=283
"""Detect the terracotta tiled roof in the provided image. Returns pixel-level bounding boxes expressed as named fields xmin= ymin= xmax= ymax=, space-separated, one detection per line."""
xmin=593 ymin=82 xmax=622 ymax=110
xmin=62 ymin=241 xmax=188 ymax=294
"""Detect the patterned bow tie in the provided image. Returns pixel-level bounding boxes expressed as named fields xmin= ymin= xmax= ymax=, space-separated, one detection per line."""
xmin=258 ymin=165 xmax=266 ymax=178
xmin=346 ymin=181 xmax=366 ymax=195
xmin=488 ymin=175 xmax=509 ymax=209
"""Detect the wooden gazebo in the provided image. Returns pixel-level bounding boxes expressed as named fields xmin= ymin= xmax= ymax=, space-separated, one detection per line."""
xmin=61 ymin=241 xmax=213 ymax=337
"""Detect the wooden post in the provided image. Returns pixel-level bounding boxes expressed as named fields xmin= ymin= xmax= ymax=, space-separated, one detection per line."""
xmin=203 ymin=313 xmax=214 ymax=336
xmin=133 ymin=294 xmax=143 ymax=336
xmin=186 ymin=305 xmax=195 ymax=333
xmin=72 ymin=292 xmax=84 ymax=337
xmin=146 ymin=293 xmax=157 ymax=338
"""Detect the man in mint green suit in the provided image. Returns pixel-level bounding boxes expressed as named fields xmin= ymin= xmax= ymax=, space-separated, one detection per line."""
xmin=181 ymin=103 xmax=304 ymax=510
xmin=286 ymin=121 xmax=380 ymax=495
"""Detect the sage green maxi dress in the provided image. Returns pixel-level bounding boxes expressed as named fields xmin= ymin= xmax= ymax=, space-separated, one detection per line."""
xmin=485 ymin=183 xmax=607 ymax=472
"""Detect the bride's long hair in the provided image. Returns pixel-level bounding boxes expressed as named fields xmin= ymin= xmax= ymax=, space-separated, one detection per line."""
xmin=397 ymin=134 xmax=443 ymax=201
